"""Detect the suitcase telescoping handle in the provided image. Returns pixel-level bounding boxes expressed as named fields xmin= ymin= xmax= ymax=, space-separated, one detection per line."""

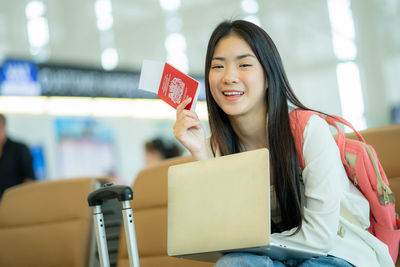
xmin=88 ymin=184 xmax=140 ymax=267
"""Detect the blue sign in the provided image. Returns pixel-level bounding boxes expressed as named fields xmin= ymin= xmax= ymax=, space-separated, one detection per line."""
xmin=30 ymin=145 xmax=46 ymax=180
xmin=0 ymin=59 xmax=41 ymax=96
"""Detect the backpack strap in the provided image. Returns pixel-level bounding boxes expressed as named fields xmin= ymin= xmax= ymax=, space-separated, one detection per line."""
xmin=289 ymin=109 xmax=321 ymax=170
xmin=324 ymin=115 xmax=363 ymax=177
xmin=289 ymin=109 xmax=364 ymax=175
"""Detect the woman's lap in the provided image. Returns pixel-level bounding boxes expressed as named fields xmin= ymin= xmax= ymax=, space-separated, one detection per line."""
xmin=214 ymin=253 xmax=285 ymax=267
xmin=295 ymin=256 xmax=354 ymax=267
xmin=214 ymin=253 xmax=354 ymax=267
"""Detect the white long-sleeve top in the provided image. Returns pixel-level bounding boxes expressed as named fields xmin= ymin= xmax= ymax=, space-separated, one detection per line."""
xmin=206 ymin=115 xmax=393 ymax=267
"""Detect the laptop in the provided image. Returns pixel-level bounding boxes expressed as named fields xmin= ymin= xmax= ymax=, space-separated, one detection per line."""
xmin=167 ymin=148 xmax=326 ymax=262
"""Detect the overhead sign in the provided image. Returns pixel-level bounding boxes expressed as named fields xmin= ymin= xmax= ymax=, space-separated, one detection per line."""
xmin=0 ymin=59 xmax=206 ymax=100
xmin=37 ymin=63 xmax=153 ymax=98
xmin=0 ymin=59 xmax=41 ymax=96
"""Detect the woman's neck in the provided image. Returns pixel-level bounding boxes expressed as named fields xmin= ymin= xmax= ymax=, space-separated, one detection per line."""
xmin=229 ymin=109 xmax=268 ymax=151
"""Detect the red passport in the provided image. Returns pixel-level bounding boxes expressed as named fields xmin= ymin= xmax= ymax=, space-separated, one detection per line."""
xmin=139 ymin=60 xmax=200 ymax=111
xmin=158 ymin=63 xmax=199 ymax=111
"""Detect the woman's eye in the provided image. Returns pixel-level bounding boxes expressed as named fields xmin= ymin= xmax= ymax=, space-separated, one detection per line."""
xmin=211 ymin=65 xmax=223 ymax=69
xmin=240 ymin=64 xmax=252 ymax=68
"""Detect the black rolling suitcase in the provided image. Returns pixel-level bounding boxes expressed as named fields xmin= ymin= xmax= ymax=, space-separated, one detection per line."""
xmin=88 ymin=184 xmax=140 ymax=267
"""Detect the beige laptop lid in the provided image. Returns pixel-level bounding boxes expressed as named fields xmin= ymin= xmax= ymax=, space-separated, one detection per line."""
xmin=168 ymin=148 xmax=270 ymax=257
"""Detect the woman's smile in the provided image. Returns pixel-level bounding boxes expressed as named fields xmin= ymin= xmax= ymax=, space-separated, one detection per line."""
xmin=221 ymin=90 xmax=245 ymax=101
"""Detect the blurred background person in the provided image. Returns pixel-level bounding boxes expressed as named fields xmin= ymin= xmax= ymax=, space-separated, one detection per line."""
xmin=0 ymin=114 xmax=35 ymax=199
xmin=144 ymin=137 xmax=183 ymax=166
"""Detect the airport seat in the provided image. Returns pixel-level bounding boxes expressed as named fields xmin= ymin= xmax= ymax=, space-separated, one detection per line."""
xmin=0 ymin=177 xmax=99 ymax=267
xmin=117 ymin=156 xmax=213 ymax=267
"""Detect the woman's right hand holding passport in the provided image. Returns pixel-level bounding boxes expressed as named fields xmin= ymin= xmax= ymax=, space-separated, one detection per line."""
xmin=173 ymin=97 xmax=209 ymax=161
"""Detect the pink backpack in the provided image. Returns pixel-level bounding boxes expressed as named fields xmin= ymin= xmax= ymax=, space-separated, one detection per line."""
xmin=289 ymin=109 xmax=400 ymax=263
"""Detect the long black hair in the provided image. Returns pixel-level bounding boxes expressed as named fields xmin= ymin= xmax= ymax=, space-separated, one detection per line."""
xmin=205 ymin=20 xmax=309 ymax=232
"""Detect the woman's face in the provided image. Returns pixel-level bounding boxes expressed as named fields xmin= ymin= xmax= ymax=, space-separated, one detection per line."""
xmin=209 ymin=34 xmax=268 ymax=119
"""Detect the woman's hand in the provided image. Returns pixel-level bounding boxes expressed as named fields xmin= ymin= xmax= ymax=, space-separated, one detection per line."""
xmin=173 ymin=97 xmax=208 ymax=160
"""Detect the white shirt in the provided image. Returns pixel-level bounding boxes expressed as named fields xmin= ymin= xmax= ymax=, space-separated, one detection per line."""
xmin=207 ymin=115 xmax=393 ymax=267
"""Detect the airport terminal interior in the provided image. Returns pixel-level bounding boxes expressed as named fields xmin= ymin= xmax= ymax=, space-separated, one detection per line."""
xmin=0 ymin=0 xmax=400 ymax=266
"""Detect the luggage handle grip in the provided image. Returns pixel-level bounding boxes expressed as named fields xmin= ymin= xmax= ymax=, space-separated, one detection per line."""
xmin=88 ymin=184 xmax=133 ymax=206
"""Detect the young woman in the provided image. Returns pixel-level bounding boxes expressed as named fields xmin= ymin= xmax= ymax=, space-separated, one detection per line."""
xmin=173 ymin=20 xmax=393 ymax=267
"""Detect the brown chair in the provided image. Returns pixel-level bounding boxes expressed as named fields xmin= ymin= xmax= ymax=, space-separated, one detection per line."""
xmin=117 ymin=156 xmax=214 ymax=267
xmin=346 ymin=123 xmax=400 ymax=266
xmin=0 ymin=177 xmax=98 ymax=267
